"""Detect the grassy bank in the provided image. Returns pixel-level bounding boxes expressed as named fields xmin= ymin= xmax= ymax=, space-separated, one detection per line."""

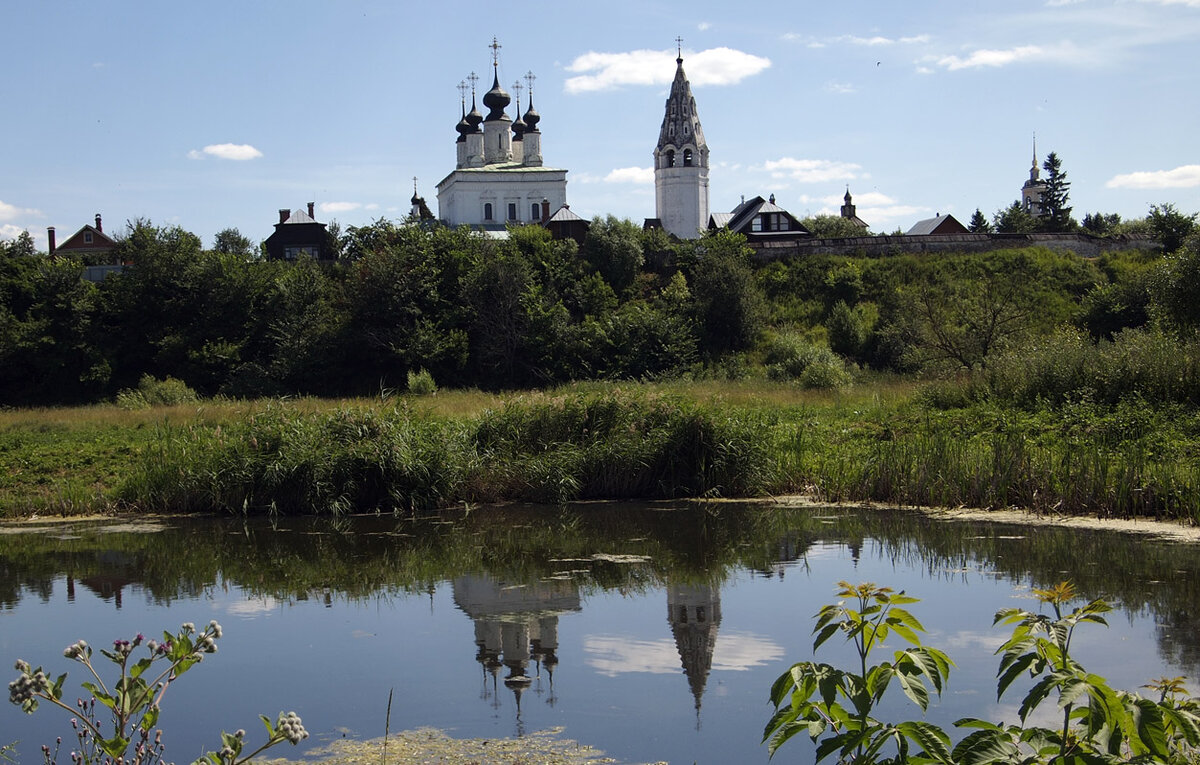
xmin=3 ymin=378 xmax=1199 ymax=522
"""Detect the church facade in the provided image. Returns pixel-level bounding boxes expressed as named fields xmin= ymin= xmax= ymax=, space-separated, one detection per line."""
xmin=437 ymin=43 xmax=568 ymax=229
xmin=653 ymin=52 xmax=709 ymax=240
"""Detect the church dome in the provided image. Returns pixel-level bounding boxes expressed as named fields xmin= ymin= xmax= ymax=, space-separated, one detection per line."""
xmin=511 ymin=113 xmax=527 ymax=139
xmin=465 ymin=99 xmax=483 ymax=132
xmin=456 ymin=111 xmax=472 ymax=141
xmin=522 ymin=100 xmax=540 ymax=132
xmin=483 ymin=72 xmax=510 ymax=120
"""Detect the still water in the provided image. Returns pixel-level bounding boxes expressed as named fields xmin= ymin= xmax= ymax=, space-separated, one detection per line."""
xmin=2 ymin=504 xmax=1199 ymax=763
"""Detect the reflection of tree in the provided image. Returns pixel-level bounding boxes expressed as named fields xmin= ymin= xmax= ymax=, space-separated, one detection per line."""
xmin=3 ymin=504 xmax=1199 ymax=679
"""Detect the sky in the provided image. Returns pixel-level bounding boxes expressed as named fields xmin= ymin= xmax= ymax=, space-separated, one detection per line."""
xmin=3 ymin=0 xmax=1198 ymax=250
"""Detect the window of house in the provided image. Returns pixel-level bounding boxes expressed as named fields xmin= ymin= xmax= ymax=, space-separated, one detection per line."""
xmin=684 ymin=149 xmax=693 ymax=166
xmin=508 ymin=203 xmax=517 ymax=221
xmin=484 ymin=203 xmax=493 ymax=221
xmin=752 ymin=216 xmax=763 ymax=232
xmin=84 ymin=232 xmax=93 ymax=244
xmin=283 ymin=245 xmax=318 ymax=261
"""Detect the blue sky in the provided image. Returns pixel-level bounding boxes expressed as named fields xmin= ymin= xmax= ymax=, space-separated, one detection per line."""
xmin=3 ymin=0 xmax=1197 ymax=250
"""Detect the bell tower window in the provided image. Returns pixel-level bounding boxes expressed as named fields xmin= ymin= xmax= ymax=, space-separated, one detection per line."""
xmin=666 ymin=150 xmax=675 ymax=168
xmin=683 ymin=149 xmax=693 ymax=166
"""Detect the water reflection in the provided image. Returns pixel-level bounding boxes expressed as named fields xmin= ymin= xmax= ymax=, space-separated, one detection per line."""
xmin=4 ymin=505 xmax=1200 ymax=762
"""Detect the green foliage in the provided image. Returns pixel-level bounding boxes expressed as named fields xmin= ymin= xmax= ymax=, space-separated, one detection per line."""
xmin=968 ymin=209 xmax=992 ymax=234
xmin=1081 ymin=211 xmax=1123 ymax=236
xmin=768 ymin=582 xmax=1200 ymax=764
xmin=827 ymin=300 xmax=877 ymax=360
xmin=801 ymin=215 xmax=870 ymax=239
xmin=0 ymin=230 xmax=37 ymax=258
xmin=764 ymin=333 xmax=852 ymax=389
xmin=764 ymin=582 xmax=954 ymax=762
xmin=1038 ymin=152 xmax=1075 ymax=233
xmin=407 ymin=367 xmax=437 ymax=395
xmin=8 ymin=621 xmax=307 ymax=765
xmin=116 ymin=373 xmax=199 ymax=409
xmin=685 ymin=229 xmax=767 ymax=358
xmin=993 ymin=201 xmax=1039 ymax=234
xmin=1151 ymin=236 xmax=1200 ymax=333
xmin=1146 ymin=202 xmax=1197 ymax=254
xmin=211 ymin=227 xmax=255 ymax=257
xmin=582 ymin=215 xmax=645 ymax=295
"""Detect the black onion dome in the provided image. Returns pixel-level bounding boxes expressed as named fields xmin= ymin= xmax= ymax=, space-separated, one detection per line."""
xmin=522 ymin=99 xmax=540 ymax=132
xmin=511 ymin=113 xmax=527 ymax=139
xmin=466 ymin=98 xmax=483 ymax=132
xmin=456 ymin=112 xmax=471 ymax=141
xmin=482 ymin=71 xmax=510 ymax=120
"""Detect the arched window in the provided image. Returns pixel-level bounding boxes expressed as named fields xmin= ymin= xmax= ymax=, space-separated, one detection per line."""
xmin=666 ymin=150 xmax=675 ymax=168
xmin=531 ymin=203 xmax=540 ymax=220
xmin=507 ymin=203 xmax=517 ymax=221
xmin=484 ymin=203 xmax=493 ymax=221
xmin=683 ymin=149 xmax=693 ymax=166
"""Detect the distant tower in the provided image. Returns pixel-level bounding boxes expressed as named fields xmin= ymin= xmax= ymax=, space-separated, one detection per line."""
xmin=654 ymin=39 xmax=709 ymax=239
xmin=667 ymin=582 xmax=722 ymax=720
xmin=840 ymin=186 xmax=868 ymax=230
xmin=1021 ymin=135 xmax=1047 ymax=217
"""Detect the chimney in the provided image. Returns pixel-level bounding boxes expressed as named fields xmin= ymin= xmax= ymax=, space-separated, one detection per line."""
xmin=47 ymin=227 xmax=56 ymax=255
xmin=307 ymin=202 xmax=315 ymax=219
xmin=95 ymin=213 xmax=102 ymax=232
xmin=279 ymin=209 xmax=290 ymax=224
xmin=541 ymin=199 xmax=550 ymax=223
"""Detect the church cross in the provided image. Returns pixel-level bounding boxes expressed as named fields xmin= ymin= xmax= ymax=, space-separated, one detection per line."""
xmin=467 ymin=71 xmax=479 ymax=97
xmin=524 ymin=70 xmax=536 ymax=100
xmin=490 ymin=37 xmax=502 ymax=67
xmin=675 ymin=36 xmax=683 ymax=58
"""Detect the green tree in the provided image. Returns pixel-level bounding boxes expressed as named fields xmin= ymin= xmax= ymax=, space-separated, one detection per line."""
xmin=1038 ymin=151 xmax=1075 ymax=233
xmin=992 ymin=201 xmax=1038 ymax=234
xmin=1146 ymin=202 xmax=1197 ymax=254
xmin=211 ymin=227 xmax=254 ymax=257
xmin=800 ymin=214 xmax=868 ymax=239
xmin=967 ymin=208 xmax=992 ymax=233
xmin=0 ymin=231 xmax=37 ymax=258
xmin=1081 ymin=211 xmax=1122 ymax=236
xmin=582 ymin=215 xmax=645 ymax=295
xmin=684 ymin=230 xmax=767 ymax=358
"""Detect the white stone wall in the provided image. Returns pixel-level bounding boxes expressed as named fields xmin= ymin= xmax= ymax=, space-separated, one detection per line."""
xmin=436 ymin=168 xmax=567 ymax=226
xmin=655 ymin=165 xmax=709 ymax=239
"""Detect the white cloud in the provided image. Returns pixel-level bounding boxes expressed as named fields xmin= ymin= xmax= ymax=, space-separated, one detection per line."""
xmin=584 ymin=632 xmax=783 ymax=677
xmin=826 ymin=81 xmax=857 ymax=94
xmin=697 ymin=21 xmax=711 ymax=31
xmin=188 ymin=143 xmax=263 ymax=161
xmin=604 ymin=166 xmax=654 ymax=184
xmin=0 ymin=200 xmax=40 ymax=221
xmin=1105 ymin=164 xmax=1200 ymax=189
xmin=320 ymin=201 xmax=364 ymax=213
xmin=1140 ymin=0 xmax=1200 ymax=6
xmin=761 ymin=157 xmax=863 ymax=184
xmin=1 ymin=223 xmax=29 ymax=241
xmin=564 ymin=47 xmax=770 ymax=93
xmin=935 ymin=44 xmax=1045 ymax=70
xmin=787 ymin=33 xmax=930 ymax=47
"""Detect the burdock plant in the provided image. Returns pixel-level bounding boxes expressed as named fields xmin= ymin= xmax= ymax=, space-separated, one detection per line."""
xmin=8 ymin=621 xmax=307 ymax=765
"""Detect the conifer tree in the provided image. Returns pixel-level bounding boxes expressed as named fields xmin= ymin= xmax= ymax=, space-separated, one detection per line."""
xmin=1039 ymin=151 xmax=1075 ymax=232
xmin=968 ymin=208 xmax=992 ymax=233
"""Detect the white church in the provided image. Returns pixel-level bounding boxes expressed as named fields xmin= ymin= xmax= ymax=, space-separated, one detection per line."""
xmin=436 ymin=40 xmax=711 ymax=240
xmin=436 ymin=41 xmax=568 ymax=229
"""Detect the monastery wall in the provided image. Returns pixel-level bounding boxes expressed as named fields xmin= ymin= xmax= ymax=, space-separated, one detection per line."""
xmin=749 ymin=232 xmax=1160 ymax=260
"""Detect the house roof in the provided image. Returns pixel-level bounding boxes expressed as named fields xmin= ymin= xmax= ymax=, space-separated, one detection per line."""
xmin=905 ymin=213 xmax=967 ymax=235
xmin=708 ymin=212 xmax=733 ymax=229
xmin=547 ymin=205 xmax=585 ymax=223
xmin=56 ymin=224 xmax=117 ymax=252
xmin=284 ymin=208 xmax=317 ymax=224
xmin=722 ymin=196 xmax=808 ymax=236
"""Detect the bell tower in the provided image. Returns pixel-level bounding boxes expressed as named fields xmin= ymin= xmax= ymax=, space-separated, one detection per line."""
xmin=654 ymin=39 xmax=709 ymax=239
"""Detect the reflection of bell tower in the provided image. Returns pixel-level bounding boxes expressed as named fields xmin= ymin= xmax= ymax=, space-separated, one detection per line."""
xmin=667 ymin=582 xmax=722 ymax=719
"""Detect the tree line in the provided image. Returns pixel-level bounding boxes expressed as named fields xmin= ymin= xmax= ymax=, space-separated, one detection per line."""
xmin=0 ymin=196 xmax=1196 ymax=407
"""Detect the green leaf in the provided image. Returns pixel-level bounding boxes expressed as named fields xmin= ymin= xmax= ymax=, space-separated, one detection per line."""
xmin=951 ymin=728 xmax=1021 ymax=765
xmin=1132 ymin=697 xmax=1168 ymax=759
xmin=996 ymin=652 xmax=1038 ymax=700
xmin=101 ymin=735 xmax=130 ymax=759
xmin=813 ymin=622 xmax=840 ymax=652
xmin=129 ymin=656 xmax=154 ymax=680
xmin=1018 ymin=674 xmax=1059 ymax=723
xmin=895 ymin=666 xmax=931 ymax=711
xmin=896 ymin=720 xmax=953 ymax=763
xmin=766 ymin=721 xmax=812 ymax=758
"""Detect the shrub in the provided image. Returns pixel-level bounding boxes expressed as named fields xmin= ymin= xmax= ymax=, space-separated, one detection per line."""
xmin=407 ymin=368 xmax=438 ymax=396
xmin=764 ymin=333 xmax=852 ymax=389
xmin=115 ymin=374 xmax=199 ymax=409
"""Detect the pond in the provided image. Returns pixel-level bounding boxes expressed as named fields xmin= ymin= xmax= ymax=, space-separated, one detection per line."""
xmin=3 ymin=503 xmax=1199 ymax=763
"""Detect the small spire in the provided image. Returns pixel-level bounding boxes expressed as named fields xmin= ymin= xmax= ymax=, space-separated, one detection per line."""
xmin=675 ymin=35 xmax=683 ymax=62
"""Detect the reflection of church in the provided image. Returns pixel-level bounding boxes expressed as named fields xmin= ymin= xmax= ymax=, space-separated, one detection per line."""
xmin=667 ymin=582 xmax=722 ymax=718
xmin=452 ymin=574 xmax=581 ymax=725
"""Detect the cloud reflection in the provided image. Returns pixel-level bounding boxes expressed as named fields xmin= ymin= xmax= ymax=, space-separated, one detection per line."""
xmin=584 ymin=631 xmax=783 ymax=677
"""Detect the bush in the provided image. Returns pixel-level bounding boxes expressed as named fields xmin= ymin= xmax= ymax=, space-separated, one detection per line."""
xmin=115 ymin=374 xmax=199 ymax=409
xmin=764 ymin=333 xmax=852 ymax=389
xmin=407 ymin=368 xmax=438 ymax=396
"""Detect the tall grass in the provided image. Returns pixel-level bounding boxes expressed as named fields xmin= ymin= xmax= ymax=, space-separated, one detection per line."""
xmin=119 ymin=392 xmax=778 ymax=515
